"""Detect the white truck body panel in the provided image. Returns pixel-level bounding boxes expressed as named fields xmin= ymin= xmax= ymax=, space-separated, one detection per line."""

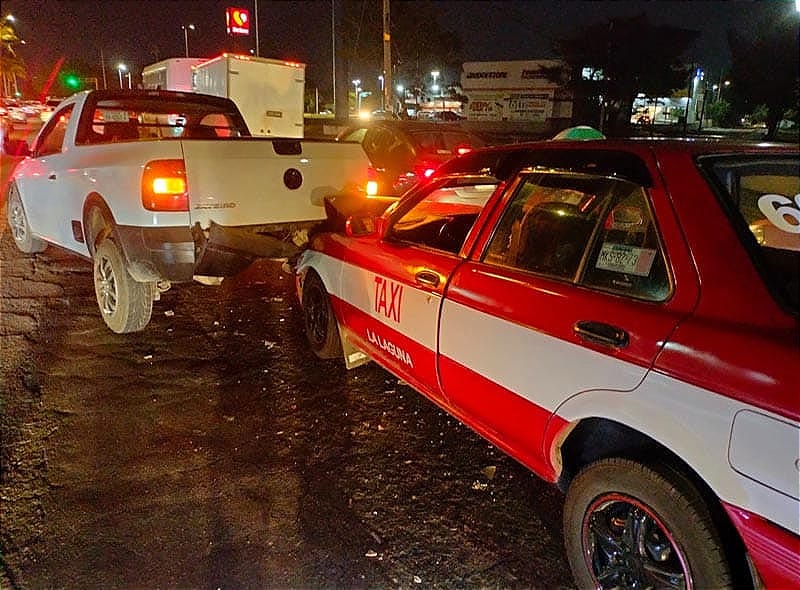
xmin=141 ymin=58 xmax=205 ymax=92
xmin=181 ymin=139 xmax=368 ymax=228
xmin=192 ymin=54 xmax=306 ymax=138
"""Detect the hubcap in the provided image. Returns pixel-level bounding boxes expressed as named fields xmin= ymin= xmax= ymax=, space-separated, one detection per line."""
xmin=95 ymin=255 xmax=118 ymax=316
xmin=9 ymin=199 xmax=27 ymax=243
xmin=584 ymin=494 xmax=690 ymax=590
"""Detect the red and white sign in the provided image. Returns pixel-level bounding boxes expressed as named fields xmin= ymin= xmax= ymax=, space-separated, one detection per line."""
xmin=226 ymin=7 xmax=250 ymax=35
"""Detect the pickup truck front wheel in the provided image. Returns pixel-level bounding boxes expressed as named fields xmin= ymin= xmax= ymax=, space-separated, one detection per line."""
xmin=563 ymin=458 xmax=733 ymax=589
xmin=302 ymin=271 xmax=343 ymax=359
xmin=7 ymin=184 xmax=46 ymax=254
xmin=93 ymin=239 xmax=155 ymax=333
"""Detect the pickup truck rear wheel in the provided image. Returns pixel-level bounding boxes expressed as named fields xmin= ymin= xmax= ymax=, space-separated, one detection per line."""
xmin=93 ymin=239 xmax=155 ymax=333
xmin=7 ymin=184 xmax=47 ymax=254
xmin=302 ymin=271 xmax=342 ymax=359
xmin=564 ymin=457 xmax=732 ymax=589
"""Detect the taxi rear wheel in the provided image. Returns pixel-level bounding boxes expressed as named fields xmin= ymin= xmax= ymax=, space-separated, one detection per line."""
xmin=302 ymin=270 xmax=342 ymax=359
xmin=563 ymin=458 xmax=733 ymax=590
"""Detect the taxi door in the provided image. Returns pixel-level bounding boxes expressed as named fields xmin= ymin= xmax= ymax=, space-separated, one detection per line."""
xmin=338 ymin=179 xmax=498 ymax=405
xmin=437 ymin=170 xmax=698 ymax=477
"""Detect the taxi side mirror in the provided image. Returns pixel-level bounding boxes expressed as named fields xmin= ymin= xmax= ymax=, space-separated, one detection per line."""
xmin=345 ymin=214 xmax=388 ymax=238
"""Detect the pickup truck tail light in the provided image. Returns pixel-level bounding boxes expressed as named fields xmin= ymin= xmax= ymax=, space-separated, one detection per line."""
xmin=142 ymin=159 xmax=189 ymax=211
xmin=366 ymin=166 xmax=379 ymax=197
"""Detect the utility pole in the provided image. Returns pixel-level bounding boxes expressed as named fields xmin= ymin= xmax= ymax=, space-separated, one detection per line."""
xmin=254 ymin=0 xmax=260 ymax=56
xmin=382 ymin=0 xmax=391 ymax=114
xmin=100 ymin=48 xmax=108 ymax=89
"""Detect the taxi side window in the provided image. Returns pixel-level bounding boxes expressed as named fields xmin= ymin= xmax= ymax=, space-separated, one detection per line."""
xmin=483 ymin=172 xmax=671 ymax=301
xmin=581 ymin=187 xmax=670 ymax=301
xmin=36 ymin=105 xmax=74 ymax=157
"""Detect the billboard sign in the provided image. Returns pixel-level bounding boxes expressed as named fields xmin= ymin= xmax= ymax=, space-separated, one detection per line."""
xmin=226 ymin=7 xmax=250 ymax=35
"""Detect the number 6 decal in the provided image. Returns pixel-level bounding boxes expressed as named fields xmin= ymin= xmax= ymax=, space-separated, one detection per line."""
xmin=757 ymin=193 xmax=800 ymax=233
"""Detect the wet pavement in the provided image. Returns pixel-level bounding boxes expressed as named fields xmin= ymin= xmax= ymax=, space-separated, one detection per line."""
xmin=1 ymin=191 xmax=574 ymax=588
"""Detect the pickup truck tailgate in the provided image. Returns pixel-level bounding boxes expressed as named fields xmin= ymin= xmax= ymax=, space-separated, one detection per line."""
xmin=181 ymin=138 xmax=369 ymax=228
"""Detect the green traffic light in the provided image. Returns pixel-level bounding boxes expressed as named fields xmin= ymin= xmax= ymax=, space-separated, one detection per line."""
xmin=64 ymin=74 xmax=80 ymax=89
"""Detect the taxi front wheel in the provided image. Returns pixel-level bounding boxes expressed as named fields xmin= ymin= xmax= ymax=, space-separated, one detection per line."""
xmin=302 ymin=270 xmax=343 ymax=359
xmin=563 ymin=457 xmax=735 ymax=590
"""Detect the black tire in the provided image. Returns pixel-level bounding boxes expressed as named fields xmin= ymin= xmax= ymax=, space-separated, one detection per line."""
xmin=302 ymin=270 xmax=342 ymax=359
xmin=7 ymin=183 xmax=47 ymax=254
xmin=564 ymin=457 xmax=733 ymax=590
xmin=93 ymin=239 xmax=155 ymax=333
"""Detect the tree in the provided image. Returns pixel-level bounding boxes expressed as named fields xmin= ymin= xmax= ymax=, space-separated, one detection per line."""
xmin=0 ymin=21 xmax=27 ymax=97
xmin=727 ymin=19 xmax=799 ymax=139
xmin=707 ymin=99 xmax=734 ymax=128
xmin=553 ymin=14 xmax=699 ymax=135
xmin=337 ymin=0 xmax=464 ymax=110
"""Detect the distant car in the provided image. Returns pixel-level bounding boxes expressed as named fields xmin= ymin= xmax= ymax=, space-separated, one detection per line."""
xmin=39 ymin=97 xmax=65 ymax=123
xmin=337 ymin=119 xmax=485 ymax=197
xmin=295 ymin=138 xmax=799 ymax=589
xmin=5 ymin=103 xmax=27 ymax=123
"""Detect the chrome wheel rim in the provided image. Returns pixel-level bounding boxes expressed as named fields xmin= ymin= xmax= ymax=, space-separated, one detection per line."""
xmin=9 ymin=197 xmax=27 ymax=244
xmin=95 ymin=254 xmax=118 ymax=316
xmin=583 ymin=493 xmax=691 ymax=590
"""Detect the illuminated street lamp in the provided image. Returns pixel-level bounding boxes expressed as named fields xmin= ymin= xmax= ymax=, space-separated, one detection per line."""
xmin=182 ymin=24 xmax=195 ymax=58
xmin=117 ymin=63 xmax=128 ymax=89
xmin=431 ymin=70 xmax=440 ymax=95
xmin=716 ymin=80 xmax=731 ymax=102
xmin=352 ymin=79 xmax=361 ymax=110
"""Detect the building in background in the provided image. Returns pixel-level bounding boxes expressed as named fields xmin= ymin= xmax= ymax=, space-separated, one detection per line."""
xmin=460 ymin=60 xmax=572 ymax=126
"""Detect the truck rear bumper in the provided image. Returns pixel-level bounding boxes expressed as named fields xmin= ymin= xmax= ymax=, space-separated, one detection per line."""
xmin=115 ymin=224 xmax=195 ymax=282
xmin=115 ymin=222 xmax=306 ymax=283
xmin=191 ymin=221 xmax=302 ymax=277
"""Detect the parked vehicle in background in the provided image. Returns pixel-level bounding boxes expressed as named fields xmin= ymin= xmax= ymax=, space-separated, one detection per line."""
xmin=6 ymin=89 xmax=368 ymax=333
xmin=39 ymin=97 xmax=65 ymax=123
xmin=295 ymin=138 xmax=799 ymax=589
xmin=3 ymin=99 xmax=27 ymax=123
xmin=141 ymin=57 xmax=206 ymax=92
xmin=191 ymin=53 xmax=306 ymax=138
xmin=336 ymin=120 xmax=485 ymax=197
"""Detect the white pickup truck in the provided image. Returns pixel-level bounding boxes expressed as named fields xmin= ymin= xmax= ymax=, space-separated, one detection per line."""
xmin=6 ymin=89 xmax=369 ymax=333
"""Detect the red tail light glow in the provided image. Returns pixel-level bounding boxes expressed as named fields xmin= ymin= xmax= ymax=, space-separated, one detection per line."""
xmin=455 ymin=144 xmax=473 ymax=156
xmin=366 ymin=166 xmax=379 ymax=196
xmin=141 ymin=159 xmax=189 ymax=211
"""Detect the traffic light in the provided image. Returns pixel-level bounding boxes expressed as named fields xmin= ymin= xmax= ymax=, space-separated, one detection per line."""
xmin=64 ymin=74 xmax=80 ymax=90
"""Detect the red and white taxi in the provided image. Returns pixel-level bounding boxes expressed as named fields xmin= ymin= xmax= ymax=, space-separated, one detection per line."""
xmin=295 ymin=139 xmax=800 ymax=589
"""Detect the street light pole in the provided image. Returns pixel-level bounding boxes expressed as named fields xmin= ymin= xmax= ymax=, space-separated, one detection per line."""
xmin=352 ymin=79 xmax=361 ymax=112
xmin=117 ymin=63 xmax=127 ymax=89
xmin=182 ymin=24 xmax=195 ymax=58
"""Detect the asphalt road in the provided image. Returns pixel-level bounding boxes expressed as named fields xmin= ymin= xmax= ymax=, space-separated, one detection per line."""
xmin=0 ymin=126 xmax=574 ymax=589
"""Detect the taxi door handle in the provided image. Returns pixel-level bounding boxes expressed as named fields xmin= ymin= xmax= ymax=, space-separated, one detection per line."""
xmin=573 ymin=320 xmax=629 ymax=348
xmin=415 ymin=270 xmax=440 ymax=288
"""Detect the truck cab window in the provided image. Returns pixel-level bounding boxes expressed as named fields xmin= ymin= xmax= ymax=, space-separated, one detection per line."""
xmin=36 ymin=105 xmax=74 ymax=157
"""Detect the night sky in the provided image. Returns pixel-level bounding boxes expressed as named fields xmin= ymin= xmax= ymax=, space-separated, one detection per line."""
xmin=4 ymin=0 xmax=797 ymax=97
